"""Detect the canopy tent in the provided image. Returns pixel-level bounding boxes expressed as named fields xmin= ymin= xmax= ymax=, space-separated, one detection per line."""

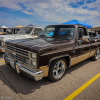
xmin=62 ymin=20 xmax=92 ymax=29
xmin=27 ymin=24 xmax=35 ymax=27
xmin=13 ymin=25 xmax=23 ymax=28
xmin=11 ymin=25 xmax=23 ymax=34
xmin=0 ymin=26 xmax=9 ymax=33
xmin=1 ymin=26 xmax=8 ymax=28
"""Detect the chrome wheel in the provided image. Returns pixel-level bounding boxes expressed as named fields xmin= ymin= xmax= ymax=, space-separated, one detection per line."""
xmin=95 ymin=48 xmax=99 ymax=59
xmin=53 ymin=60 xmax=66 ymax=79
xmin=91 ymin=48 xmax=99 ymax=61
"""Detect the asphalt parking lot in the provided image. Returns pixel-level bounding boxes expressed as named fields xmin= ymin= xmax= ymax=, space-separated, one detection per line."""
xmin=0 ymin=52 xmax=100 ymax=100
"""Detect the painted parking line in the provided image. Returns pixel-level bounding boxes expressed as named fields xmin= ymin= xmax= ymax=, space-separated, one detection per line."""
xmin=0 ymin=61 xmax=5 ymax=63
xmin=64 ymin=73 xmax=100 ymax=100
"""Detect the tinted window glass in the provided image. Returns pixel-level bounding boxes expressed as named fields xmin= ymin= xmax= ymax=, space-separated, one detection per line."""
xmin=34 ymin=28 xmax=42 ymax=35
xmin=39 ymin=25 xmax=75 ymax=40
xmin=17 ymin=27 xmax=33 ymax=35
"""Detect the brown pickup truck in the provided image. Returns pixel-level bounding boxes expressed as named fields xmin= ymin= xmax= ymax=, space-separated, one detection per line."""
xmin=4 ymin=24 xmax=100 ymax=81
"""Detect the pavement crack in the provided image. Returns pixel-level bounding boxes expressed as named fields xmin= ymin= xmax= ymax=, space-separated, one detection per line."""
xmin=0 ymin=71 xmax=23 ymax=100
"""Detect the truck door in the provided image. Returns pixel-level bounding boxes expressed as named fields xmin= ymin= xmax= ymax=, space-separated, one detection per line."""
xmin=75 ymin=27 xmax=91 ymax=64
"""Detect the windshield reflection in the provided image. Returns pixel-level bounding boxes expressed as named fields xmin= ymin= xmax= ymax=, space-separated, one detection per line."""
xmin=17 ymin=27 xmax=33 ymax=35
xmin=39 ymin=25 xmax=75 ymax=40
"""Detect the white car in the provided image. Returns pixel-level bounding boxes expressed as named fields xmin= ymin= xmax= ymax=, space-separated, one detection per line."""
xmin=0 ymin=26 xmax=43 ymax=52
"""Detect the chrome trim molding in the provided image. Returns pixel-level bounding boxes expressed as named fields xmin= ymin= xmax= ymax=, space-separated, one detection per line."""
xmin=4 ymin=56 xmax=43 ymax=81
xmin=6 ymin=44 xmax=37 ymax=68
xmin=7 ymin=44 xmax=37 ymax=55
xmin=7 ymin=45 xmax=28 ymax=57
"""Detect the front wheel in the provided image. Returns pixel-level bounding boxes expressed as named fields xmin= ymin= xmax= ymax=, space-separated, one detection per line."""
xmin=48 ymin=58 xmax=67 ymax=82
xmin=91 ymin=48 xmax=99 ymax=61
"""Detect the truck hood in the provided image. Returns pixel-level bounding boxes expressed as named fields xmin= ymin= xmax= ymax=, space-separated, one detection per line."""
xmin=0 ymin=34 xmax=37 ymax=42
xmin=6 ymin=37 xmax=72 ymax=52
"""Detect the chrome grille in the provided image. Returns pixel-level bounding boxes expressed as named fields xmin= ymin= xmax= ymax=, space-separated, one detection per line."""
xmin=7 ymin=51 xmax=29 ymax=64
xmin=7 ymin=45 xmax=28 ymax=57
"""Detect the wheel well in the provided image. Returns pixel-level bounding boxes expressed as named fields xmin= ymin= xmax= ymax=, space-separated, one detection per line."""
xmin=64 ymin=56 xmax=70 ymax=67
xmin=49 ymin=56 xmax=70 ymax=68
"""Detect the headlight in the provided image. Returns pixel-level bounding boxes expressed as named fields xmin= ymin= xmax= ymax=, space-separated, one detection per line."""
xmin=31 ymin=61 xmax=36 ymax=66
xmin=31 ymin=53 xmax=37 ymax=68
xmin=31 ymin=53 xmax=36 ymax=59
xmin=1 ymin=41 xmax=4 ymax=47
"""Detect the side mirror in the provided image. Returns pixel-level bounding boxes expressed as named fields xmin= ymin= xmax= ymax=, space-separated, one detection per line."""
xmin=82 ymin=36 xmax=90 ymax=41
xmin=82 ymin=36 xmax=90 ymax=40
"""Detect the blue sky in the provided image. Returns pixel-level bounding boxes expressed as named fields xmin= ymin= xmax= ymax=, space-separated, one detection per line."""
xmin=0 ymin=0 xmax=100 ymax=28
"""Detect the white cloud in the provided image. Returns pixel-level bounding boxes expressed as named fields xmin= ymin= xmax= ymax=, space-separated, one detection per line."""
xmin=0 ymin=0 xmax=23 ymax=11
xmin=22 ymin=10 xmax=35 ymax=15
xmin=83 ymin=0 xmax=100 ymax=11
xmin=0 ymin=17 xmax=42 ymax=27
xmin=25 ymin=0 xmax=100 ymax=24
xmin=0 ymin=0 xmax=100 ymax=26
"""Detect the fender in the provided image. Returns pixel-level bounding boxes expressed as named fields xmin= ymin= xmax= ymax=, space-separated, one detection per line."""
xmin=49 ymin=54 xmax=71 ymax=67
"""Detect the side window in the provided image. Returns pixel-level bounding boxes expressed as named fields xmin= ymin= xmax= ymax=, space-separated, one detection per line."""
xmin=34 ymin=28 xmax=42 ymax=35
xmin=56 ymin=28 xmax=74 ymax=40
xmin=98 ymin=31 xmax=100 ymax=34
xmin=76 ymin=28 xmax=87 ymax=40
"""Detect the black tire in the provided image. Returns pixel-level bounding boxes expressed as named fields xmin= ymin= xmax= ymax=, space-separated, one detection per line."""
xmin=91 ymin=48 xmax=99 ymax=61
xmin=48 ymin=58 xmax=67 ymax=82
xmin=4 ymin=56 xmax=10 ymax=66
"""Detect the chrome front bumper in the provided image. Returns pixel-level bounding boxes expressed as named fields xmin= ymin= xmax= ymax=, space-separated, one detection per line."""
xmin=0 ymin=46 xmax=5 ymax=52
xmin=4 ymin=55 xmax=43 ymax=81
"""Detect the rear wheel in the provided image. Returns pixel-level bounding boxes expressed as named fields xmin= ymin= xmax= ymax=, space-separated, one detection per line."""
xmin=48 ymin=58 xmax=67 ymax=82
xmin=91 ymin=48 xmax=99 ymax=61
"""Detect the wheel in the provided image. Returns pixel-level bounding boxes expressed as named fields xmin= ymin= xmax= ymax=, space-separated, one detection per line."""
xmin=4 ymin=56 xmax=10 ymax=66
xmin=48 ymin=58 xmax=67 ymax=82
xmin=91 ymin=48 xmax=99 ymax=61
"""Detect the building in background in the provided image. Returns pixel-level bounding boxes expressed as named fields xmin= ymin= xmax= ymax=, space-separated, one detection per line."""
xmin=93 ymin=26 xmax=100 ymax=34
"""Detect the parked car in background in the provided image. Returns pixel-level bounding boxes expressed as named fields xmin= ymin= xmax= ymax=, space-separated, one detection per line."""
xmin=0 ymin=26 xmax=9 ymax=35
xmin=0 ymin=28 xmax=11 ymax=35
xmin=4 ymin=24 xmax=100 ymax=81
xmin=0 ymin=26 xmax=43 ymax=52
xmin=89 ymin=32 xmax=100 ymax=38
xmin=0 ymin=25 xmax=23 ymax=35
xmin=10 ymin=25 xmax=23 ymax=34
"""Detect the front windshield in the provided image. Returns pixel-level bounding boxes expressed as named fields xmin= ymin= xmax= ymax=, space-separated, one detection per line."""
xmin=17 ymin=27 xmax=33 ymax=35
xmin=39 ymin=25 xmax=75 ymax=40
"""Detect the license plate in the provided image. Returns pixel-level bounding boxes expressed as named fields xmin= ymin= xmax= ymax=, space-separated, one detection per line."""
xmin=16 ymin=65 xmax=20 ymax=74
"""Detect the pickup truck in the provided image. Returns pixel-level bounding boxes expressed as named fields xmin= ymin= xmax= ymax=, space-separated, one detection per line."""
xmin=89 ymin=32 xmax=100 ymax=38
xmin=0 ymin=26 xmax=43 ymax=52
xmin=4 ymin=24 xmax=100 ymax=81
